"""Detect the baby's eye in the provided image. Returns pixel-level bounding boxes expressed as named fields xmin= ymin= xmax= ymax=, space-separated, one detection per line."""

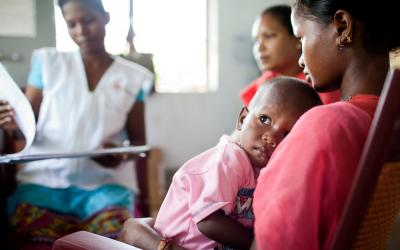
xmin=259 ymin=115 xmax=272 ymax=125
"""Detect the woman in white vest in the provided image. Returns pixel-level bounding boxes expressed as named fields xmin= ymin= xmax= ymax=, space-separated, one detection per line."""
xmin=0 ymin=0 xmax=153 ymax=247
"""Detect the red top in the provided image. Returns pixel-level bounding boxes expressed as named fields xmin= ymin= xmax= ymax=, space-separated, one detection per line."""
xmin=239 ymin=70 xmax=341 ymax=106
xmin=253 ymin=95 xmax=379 ymax=250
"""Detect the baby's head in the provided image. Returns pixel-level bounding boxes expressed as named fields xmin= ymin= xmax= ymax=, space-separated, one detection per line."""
xmin=236 ymin=76 xmax=322 ymax=169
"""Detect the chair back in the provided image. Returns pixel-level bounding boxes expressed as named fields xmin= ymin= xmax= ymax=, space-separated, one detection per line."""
xmin=330 ymin=68 xmax=400 ymax=250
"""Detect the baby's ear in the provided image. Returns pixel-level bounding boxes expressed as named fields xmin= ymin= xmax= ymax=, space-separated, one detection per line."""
xmin=236 ymin=106 xmax=249 ymax=131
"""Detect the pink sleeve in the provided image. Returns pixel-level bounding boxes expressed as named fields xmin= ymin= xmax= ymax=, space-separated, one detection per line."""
xmin=253 ymin=104 xmax=372 ymax=250
xmin=189 ymin=143 xmax=252 ymax=224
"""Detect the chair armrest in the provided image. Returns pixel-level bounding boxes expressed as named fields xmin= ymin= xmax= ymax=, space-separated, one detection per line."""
xmin=53 ymin=231 xmax=140 ymax=250
xmin=135 ymin=155 xmax=149 ymax=217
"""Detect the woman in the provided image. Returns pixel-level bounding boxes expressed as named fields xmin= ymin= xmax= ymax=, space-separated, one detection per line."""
xmin=252 ymin=0 xmax=400 ymax=249
xmin=1 ymin=0 xmax=152 ymax=248
xmin=240 ymin=5 xmax=340 ymax=106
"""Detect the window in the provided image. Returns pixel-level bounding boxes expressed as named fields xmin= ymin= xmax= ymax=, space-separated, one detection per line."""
xmin=55 ymin=0 xmax=215 ymax=93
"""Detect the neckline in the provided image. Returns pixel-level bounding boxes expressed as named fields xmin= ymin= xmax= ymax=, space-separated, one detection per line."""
xmin=342 ymin=94 xmax=379 ymax=102
xmin=75 ymin=51 xmax=116 ymax=93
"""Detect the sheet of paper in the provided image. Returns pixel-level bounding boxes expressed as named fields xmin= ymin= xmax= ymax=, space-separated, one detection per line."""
xmin=0 ymin=145 xmax=151 ymax=164
xmin=0 ymin=63 xmax=36 ymax=155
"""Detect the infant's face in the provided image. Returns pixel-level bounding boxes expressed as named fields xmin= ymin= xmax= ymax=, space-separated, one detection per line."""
xmin=238 ymin=96 xmax=303 ymax=169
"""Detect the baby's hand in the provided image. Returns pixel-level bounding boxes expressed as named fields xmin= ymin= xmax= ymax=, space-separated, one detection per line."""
xmin=0 ymin=100 xmax=16 ymax=129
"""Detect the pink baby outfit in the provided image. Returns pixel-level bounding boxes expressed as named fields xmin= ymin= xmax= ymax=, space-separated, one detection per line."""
xmin=154 ymin=136 xmax=256 ymax=249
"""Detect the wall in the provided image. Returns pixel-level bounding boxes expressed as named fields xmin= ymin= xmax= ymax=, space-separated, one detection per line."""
xmin=146 ymin=0 xmax=291 ymax=169
xmin=0 ymin=0 xmax=55 ymax=85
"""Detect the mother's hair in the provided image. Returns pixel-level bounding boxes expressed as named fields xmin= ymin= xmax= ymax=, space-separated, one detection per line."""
xmin=293 ymin=0 xmax=400 ymax=53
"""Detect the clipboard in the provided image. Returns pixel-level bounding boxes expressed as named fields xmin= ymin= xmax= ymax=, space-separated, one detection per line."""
xmin=0 ymin=145 xmax=151 ymax=164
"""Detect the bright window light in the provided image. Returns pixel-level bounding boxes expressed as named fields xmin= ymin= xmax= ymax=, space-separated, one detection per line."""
xmin=55 ymin=0 xmax=211 ymax=93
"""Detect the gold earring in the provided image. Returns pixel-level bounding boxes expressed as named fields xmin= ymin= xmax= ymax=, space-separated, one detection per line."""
xmin=344 ymin=33 xmax=352 ymax=43
xmin=339 ymin=33 xmax=352 ymax=50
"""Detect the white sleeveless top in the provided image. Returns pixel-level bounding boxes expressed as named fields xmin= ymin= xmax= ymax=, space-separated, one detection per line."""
xmin=17 ymin=48 xmax=153 ymax=192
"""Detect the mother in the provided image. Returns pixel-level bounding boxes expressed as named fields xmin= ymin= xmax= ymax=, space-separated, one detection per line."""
xmin=252 ymin=0 xmax=400 ymax=249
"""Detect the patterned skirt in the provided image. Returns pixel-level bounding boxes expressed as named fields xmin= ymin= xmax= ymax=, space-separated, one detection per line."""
xmin=7 ymin=184 xmax=134 ymax=249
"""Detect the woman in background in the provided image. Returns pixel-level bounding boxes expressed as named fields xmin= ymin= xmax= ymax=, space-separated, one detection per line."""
xmin=0 ymin=0 xmax=152 ymax=248
xmin=240 ymin=5 xmax=340 ymax=106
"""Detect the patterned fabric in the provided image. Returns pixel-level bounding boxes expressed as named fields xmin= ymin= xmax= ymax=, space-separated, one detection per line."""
xmin=8 ymin=203 xmax=130 ymax=248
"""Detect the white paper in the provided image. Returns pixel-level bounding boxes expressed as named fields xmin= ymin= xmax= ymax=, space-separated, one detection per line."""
xmin=0 ymin=63 xmax=36 ymax=155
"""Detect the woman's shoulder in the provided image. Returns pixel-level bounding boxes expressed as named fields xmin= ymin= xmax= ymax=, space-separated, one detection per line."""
xmin=301 ymin=101 xmax=371 ymax=125
xmin=32 ymin=47 xmax=77 ymax=63
xmin=113 ymin=56 xmax=153 ymax=79
xmin=292 ymin=102 xmax=373 ymax=143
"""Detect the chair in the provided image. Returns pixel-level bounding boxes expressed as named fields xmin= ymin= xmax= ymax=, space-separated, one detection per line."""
xmin=330 ymin=68 xmax=400 ymax=250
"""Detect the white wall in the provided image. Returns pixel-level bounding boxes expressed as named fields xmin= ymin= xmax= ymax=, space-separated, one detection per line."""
xmin=146 ymin=0 xmax=291 ymax=169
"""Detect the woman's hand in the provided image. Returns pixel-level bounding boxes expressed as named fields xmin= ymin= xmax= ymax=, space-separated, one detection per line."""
xmin=0 ymin=100 xmax=16 ymax=129
xmin=91 ymin=142 xmax=129 ymax=168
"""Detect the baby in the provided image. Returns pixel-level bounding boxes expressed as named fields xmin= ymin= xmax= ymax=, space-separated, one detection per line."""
xmin=120 ymin=77 xmax=322 ymax=249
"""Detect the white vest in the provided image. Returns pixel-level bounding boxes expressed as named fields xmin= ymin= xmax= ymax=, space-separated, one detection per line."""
xmin=17 ymin=48 xmax=153 ymax=192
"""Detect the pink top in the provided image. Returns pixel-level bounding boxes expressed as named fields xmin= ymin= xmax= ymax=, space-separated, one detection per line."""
xmin=154 ymin=136 xmax=256 ymax=249
xmin=253 ymin=95 xmax=379 ymax=250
